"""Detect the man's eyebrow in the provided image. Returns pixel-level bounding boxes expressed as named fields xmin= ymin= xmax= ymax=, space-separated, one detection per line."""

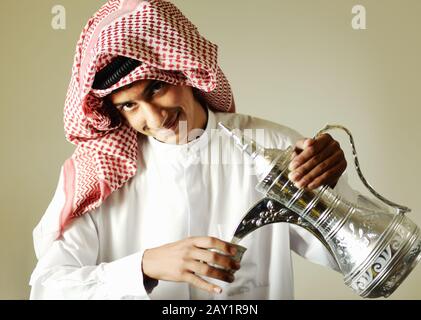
xmin=110 ymin=80 xmax=159 ymax=108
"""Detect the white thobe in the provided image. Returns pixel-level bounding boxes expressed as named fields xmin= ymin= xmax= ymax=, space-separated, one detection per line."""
xmin=29 ymin=109 xmax=359 ymax=300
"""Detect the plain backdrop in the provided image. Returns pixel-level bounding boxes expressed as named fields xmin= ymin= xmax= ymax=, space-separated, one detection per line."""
xmin=0 ymin=0 xmax=420 ymax=299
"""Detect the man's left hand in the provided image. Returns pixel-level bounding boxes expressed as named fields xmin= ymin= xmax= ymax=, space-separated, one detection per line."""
xmin=288 ymin=133 xmax=347 ymax=189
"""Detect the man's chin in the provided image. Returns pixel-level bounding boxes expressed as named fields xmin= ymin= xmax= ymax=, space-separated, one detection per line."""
xmin=148 ymin=121 xmax=189 ymax=145
xmin=157 ymin=135 xmax=178 ymax=144
xmin=154 ymin=131 xmax=189 ymax=145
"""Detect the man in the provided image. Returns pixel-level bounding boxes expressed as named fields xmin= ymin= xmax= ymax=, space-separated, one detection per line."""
xmin=30 ymin=0 xmax=352 ymax=299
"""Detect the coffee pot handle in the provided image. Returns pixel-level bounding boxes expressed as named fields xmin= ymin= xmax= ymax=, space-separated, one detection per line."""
xmin=315 ymin=124 xmax=411 ymax=214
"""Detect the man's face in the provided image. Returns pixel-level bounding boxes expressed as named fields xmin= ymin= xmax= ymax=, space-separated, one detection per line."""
xmin=108 ymin=80 xmax=206 ymax=144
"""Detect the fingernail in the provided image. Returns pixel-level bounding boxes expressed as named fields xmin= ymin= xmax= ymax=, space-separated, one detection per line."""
xmin=234 ymin=261 xmax=241 ymax=269
xmin=295 ymin=181 xmax=304 ymax=189
xmin=289 ymin=161 xmax=297 ymax=170
xmin=214 ymin=287 xmax=222 ymax=294
xmin=288 ymin=172 xmax=300 ymax=182
xmin=305 ymin=139 xmax=314 ymax=147
xmin=230 ymin=247 xmax=237 ymax=255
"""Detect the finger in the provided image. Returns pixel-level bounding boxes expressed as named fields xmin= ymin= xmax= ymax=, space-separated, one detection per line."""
xmin=183 ymin=272 xmax=223 ymax=294
xmin=186 ymin=260 xmax=235 ymax=283
xmin=189 ymin=248 xmax=240 ymax=271
xmin=297 ymin=151 xmax=346 ymax=189
xmin=306 ymin=159 xmax=347 ymax=189
xmin=288 ymin=140 xmax=339 ymax=183
xmin=293 ymin=138 xmax=314 ymax=151
xmin=190 ymin=237 xmax=237 ymax=256
xmin=289 ymin=134 xmax=333 ymax=170
xmin=294 ymin=150 xmax=343 ymax=188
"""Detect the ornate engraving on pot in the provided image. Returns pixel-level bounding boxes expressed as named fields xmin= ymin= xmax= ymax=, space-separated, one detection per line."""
xmin=377 ymin=235 xmax=421 ymax=297
xmin=348 ymin=215 xmax=420 ymax=297
xmin=351 ymin=245 xmax=393 ymax=293
xmin=331 ymin=209 xmax=393 ymax=275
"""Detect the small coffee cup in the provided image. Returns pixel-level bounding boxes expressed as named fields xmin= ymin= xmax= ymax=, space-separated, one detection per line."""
xmin=207 ymin=243 xmax=247 ymax=272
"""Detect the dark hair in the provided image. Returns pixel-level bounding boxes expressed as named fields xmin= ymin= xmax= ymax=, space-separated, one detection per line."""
xmin=91 ymin=56 xmax=139 ymax=128
xmin=102 ymin=96 xmax=123 ymax=128
xmin=92 ymin=56 xmax=141 ymax=90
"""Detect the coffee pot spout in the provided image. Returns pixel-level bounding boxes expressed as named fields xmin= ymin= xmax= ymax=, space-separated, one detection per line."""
xmin=231 ymin=197 xmax=339 ymax=271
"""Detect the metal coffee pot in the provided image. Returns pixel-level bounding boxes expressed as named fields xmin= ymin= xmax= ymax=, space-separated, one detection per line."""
xmin=219 ymin=123 xmax=420 ymax=298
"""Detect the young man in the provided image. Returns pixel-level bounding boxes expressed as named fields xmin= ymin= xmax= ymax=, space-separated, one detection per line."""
xmin=30 ymin=0 xmax=351 ymax=299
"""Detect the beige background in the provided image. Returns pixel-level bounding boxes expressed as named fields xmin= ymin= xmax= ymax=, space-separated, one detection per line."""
xmin=0 ymin=0 xmax=420 ymax=299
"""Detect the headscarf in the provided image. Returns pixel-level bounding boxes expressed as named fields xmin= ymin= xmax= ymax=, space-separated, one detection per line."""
xmin=60 ymin=0 xmax=235 ymax=236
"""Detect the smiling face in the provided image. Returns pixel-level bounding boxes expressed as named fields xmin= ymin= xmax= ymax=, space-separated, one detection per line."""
xmin=107 ymin=80 xmax=207 ymax=144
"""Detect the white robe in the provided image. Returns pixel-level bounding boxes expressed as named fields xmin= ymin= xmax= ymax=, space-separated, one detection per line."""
xmin=29 ymin=109 xmax=360 ymax=300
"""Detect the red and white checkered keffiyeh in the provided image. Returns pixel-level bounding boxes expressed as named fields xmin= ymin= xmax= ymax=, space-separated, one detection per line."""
xmin=60 ymin=0 xmax=235 ymax=235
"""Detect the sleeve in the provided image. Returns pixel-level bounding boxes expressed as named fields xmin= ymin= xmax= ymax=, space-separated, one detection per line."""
xmin=289 ymin=224 xmax=340 ymax=272
xmin=29 ymin=168 xmax=158 ymax=300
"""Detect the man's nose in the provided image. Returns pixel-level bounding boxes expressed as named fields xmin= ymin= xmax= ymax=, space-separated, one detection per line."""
xmin=141 ymin=103 xmax=167 ymax=128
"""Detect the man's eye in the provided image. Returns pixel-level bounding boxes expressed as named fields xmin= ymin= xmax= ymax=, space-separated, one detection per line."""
xmin=121 ymin=103 xmax=136 ymax=111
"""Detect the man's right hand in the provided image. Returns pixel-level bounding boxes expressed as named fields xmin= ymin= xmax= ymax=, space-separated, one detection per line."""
xmin=142 ymin=237 xmax=241 ymax=294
